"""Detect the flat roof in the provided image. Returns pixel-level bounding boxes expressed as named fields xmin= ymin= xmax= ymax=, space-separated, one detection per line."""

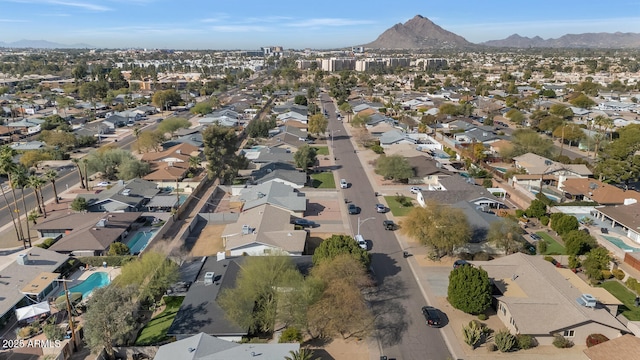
xmin=20 ymin=272 xmax=60 ymax=295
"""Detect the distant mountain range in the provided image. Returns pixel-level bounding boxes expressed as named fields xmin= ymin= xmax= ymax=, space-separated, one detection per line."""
xmin=0 ymin=39 xmax=94 ymax=49
xmin=362 ymin=15 xmax=640 ymax=49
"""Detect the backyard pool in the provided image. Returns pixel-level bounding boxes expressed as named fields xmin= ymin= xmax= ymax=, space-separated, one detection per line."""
xmin=127 ymin=230 xmax=158 ymax=254
xmin=492 ymin=167 xmax=508 ymax=173
xmin=603 ymin=235 xmax=640 ymax=252
xmin=61 ymin=272 xmax=109 ymax=299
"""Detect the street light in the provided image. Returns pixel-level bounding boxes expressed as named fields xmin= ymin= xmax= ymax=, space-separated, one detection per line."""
xmin=357 ymin=216 xmax=375 ymax=236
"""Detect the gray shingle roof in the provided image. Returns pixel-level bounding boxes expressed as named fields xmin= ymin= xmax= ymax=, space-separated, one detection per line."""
xmin=239 ymin=182 xmax=306 ymax=212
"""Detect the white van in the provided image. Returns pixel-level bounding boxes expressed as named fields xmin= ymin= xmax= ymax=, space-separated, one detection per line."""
xmin=354 ymin=234 xmax=367 ymax=250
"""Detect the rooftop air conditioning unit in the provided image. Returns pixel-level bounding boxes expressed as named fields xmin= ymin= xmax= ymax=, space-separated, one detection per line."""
xmin=204 ymin=272 xmax=215 ymax=285
xmin=576 ymin=293 xmax=597 ymax=308
xmin=242 ymin=224 xmax=251 ymax=235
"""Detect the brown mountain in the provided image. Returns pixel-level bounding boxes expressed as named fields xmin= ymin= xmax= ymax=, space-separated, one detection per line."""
xmin=482 ymin=32 xmax=640 ymax=49
xmin=363 ymin=15 xmax=473 ymax=49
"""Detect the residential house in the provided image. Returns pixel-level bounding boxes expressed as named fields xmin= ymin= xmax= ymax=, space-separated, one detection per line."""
xmin=416 ymin=175 xmax=505 ymax=241
xmin=591 ymin=202 xmax=640 ymax=244
xmin=378 ymin=130 xmax=417 ymax=147
xmin=162 ymin=131 xmax=204 ymax=150
xmin=249 ymin=162 xmax=307 ymax=189
xmin=79 ymin=178 xmax=160 ymax=212
xmin=238 ymin=181 xmax=306 ymax=216
xmin=33 ymin=212 xmax=144 ymax=256
xmin=488 ymin=139 xmax=512 ymax=158
xmin=167 ymin=255 xmax=312 ymax=341
xmin=583 ymin=334 xmax=640 ymax=360
xmin=103 ymin=114 xmax=127 ymax=129
xmin=10 ymin=141 xmax=46 ymax=151
xmin=560 ymin=178 xmax=640 ymax=206
xmin=142 ymin=143 xmax=201 ymax=183
xmin=511 ymin=152 xmax=592 ymax=189
xmin=221 ymin=204 xmax=307 ymax=256
xmin=272 ymin=102 xmax=307 ymax=117
xmin=405 ymin=156 xmax=452 ymax=185
xmin=5 ymin=118 xmax=43 ymax=135
xmin=198 ymin=114 xmax=238 ymax=128
xmin=0 ymin=247 xmax=70 ymax=327
xmin=243 ymin=146 xmax=294 ymax=168
xmin=276 ymin=111 xmax=308 ymax=129
xmin=271 ymin=126 xmax=310 ymax=152
xmin=453 ymin=127 xmax=502 ymax=145
xmin=472 ymin=253 xmax=628 ymax=346
xmin=154 ymin=332 xmax=299 ymax=360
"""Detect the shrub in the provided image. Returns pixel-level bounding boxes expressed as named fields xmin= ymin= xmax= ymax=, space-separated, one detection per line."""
xmin=625 ymin=277 xmax=638 ymax=289
xmin=279 ymin=327 xmax=303 ymax=343
xmin=537 ymin=240 xmax=548 ymax=254
xmin=43 ymin=322 xmax=66 ymax=341
xmin=477 ymin=313 xmax=487 ymax=321
xmin=540 ymin=216 xmax=549 ymax=226
xmin=516 ymin=334 xmax=536 ymax=350
xmin=515 ymin=209 xmax=525 ymax=218
xmin=371 ymin=144 xmax=385 ymax=154
xmin=612 ymin=269 xmax=625 ymax=280
xmin=486 ymin=343 xmax=497 ymax=352
xmin=568 ymin=255 xmax=581 ymax=270
xmin=473 ymin=252 xmax=491 ymax=261
xmin=448 ymin=266 xmax=492 ymax=314
xmin=552 ymin=334 xmax=573 ymax=348
xmin=462 ymin=321 xmax=482 ymax=348
xmin=586 ymin=333 xmax=609 ymax=348
xmin=601 ymin=270 xmax=613 ymax=279
xmin=544 ymin=256 xmax=556 ymax=263
xmin=494 ymin=329 xmax=516 ymax=352
xmin=78 ymin=255 xmax=137 ymax=267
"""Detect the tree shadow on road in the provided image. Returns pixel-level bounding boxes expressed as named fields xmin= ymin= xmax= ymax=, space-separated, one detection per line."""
xmin=368 ymin=274 xmax=410 ymax=347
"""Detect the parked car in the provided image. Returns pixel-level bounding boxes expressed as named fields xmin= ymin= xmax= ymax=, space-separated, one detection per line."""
xmin=375 ymin=203 xmax=386 ymax=213
xmin=348 ymin=203 xmax=361 ymax=215
xmin=340 ymin=179 xmax=348 ymax=189
xmin=421 ymin=306 xmax=442 ymax=327
xmin=354 ymin=234 xmax=367 ymax=250
xmin=453 ymin=259 xmax=469 ymax=269
xmin=529 ymin=233 xmax=541 ymax=241
xmin=96 ymin=181 xmax=111 ymax=187
xmin=291 ymin=219 xmax=316 ymax=228
xmin=410 ymin=186 xmax=423 ymax=194
xmin=383 ymin=220 xmax=397 ymax=231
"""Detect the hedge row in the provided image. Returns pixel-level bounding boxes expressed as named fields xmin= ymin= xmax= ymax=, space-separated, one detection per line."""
xmin=78 ymin=255 xmax=137 ymax=267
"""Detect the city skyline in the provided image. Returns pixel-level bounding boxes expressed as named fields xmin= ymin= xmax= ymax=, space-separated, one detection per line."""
xmin=1 ymin=0 xmax=639 ymax=49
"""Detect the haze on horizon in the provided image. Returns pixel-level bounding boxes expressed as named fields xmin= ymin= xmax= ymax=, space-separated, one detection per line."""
xmin=1 ymin=0 xmax=639 ymax=49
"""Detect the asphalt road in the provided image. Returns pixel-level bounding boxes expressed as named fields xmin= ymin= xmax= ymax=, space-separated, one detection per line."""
xmin=323 ymin=94 xmax=452 ymax=360
xmin=0 ymin=117 xmax=163 ymax=240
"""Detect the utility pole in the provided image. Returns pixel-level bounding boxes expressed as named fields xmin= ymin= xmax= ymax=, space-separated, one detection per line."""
xmin=61 ymin=279 xmax=77 ymax=351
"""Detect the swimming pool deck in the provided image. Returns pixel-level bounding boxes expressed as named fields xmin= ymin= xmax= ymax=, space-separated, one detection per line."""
xmin=70 ymin=266 xmax=122 ymax=283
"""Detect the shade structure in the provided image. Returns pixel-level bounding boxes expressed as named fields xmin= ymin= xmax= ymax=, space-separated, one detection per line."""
xmin=15 ymin=301 xmax=50 ymax=322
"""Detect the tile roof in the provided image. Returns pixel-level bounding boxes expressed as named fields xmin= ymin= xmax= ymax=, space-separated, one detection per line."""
xmin=560 ymin=178 xmax=640 ymax=205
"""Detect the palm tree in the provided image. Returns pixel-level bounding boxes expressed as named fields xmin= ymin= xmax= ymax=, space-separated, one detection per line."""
xmin=82 ymin=158 xmax=89 ymax=189
xmin=0 ymin=146 xmax=24 ymax=242
xmin=284 ymin=348 xmax=318 ymax=360
xmin=28 ymin=210 xmax=39 ymax=226
xmin=27 ymin=175 xmax=47 ymax=218
xmin=72 ymin=158 xmax=85 ymax=189
xmin=188 ymin=156 xmax=201 ymax=170
xmin=0 ymin=175 xmax=20 ymax=242
xmin=12 ymin=165 xmax=31 ymax=247
xmin=45 ymin=169 xmax=59 ymax=204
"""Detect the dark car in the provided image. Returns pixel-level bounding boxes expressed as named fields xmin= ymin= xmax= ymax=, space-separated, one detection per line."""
xmin=421 ymin=306 xmax=442 ymax=327
xmin=529 ymin=233 xmax=541 ymax=241
xmin=291 ymin=219 xmax=316 ymax=228
xmin=348 ymin=203 xmax=361 ymax=215
xmin=383 ymin=220 xmax=396 ymax=230
xmin=453 ymin=259 xmax=469 ymax=269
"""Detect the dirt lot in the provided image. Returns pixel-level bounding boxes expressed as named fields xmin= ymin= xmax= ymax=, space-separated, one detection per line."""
xmin=309 ymin=338 xmax=370 ymax=360
xmin=189 ymin=224 xmax=226 ymax=256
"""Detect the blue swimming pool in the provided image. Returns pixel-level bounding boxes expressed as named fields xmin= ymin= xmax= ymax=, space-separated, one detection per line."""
xmin=493 ymin=167 xmax=508 ymax=173
xmin=61 ymin=272 xmax=109 ymax=299
xmin=127 ymin=230 xmax=158 ymax=254
xmin=603 ymin=235 xmax=640 ymax=252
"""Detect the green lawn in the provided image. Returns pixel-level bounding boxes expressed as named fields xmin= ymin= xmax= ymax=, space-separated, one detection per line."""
xmin=384 ymin=196 xmax=415 ymax=217
xmin=600 ymin=281 xmax=640 ymax=321
xmin=135 ymin=296 xmax=184 ymax=345
xmin=310 ymin=172 xmax=335 ymax=188
xmin=536 ymin=231 xmax=566 ymax=255
xmin=312 ymin=146 xmax=329 ymax=155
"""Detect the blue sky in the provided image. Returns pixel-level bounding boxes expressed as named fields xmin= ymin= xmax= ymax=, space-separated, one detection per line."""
xmin=1 ymin=0 xmax=639 ymax=49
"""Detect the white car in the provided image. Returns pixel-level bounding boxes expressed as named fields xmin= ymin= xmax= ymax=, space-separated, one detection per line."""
xmin=410 ymin=186 xmax=423 ymax=194
xmin=96 ymin=181 xmax=111 ymax=187
xmin=340 ymin=179 xmax=348 ymax=189
xmin=354 ymin=234 xmax=367 ymax=250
